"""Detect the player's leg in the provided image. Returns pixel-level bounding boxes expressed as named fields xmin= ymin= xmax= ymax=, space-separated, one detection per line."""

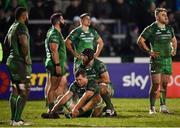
xmin=54 ymin=75 xmax=68 ymax=114
xmin=55 ymin=75 xmax=68 ymax=100
xmin=91 ymin=97 xmax=105 ymax=117
xmin=99 ymin=83 xmax=116 ymax=116
xmin=160 ymin=74 xmax=170 ymax=113
xmin=13 ymin=82 xmax=30 ymax=124
xmin=72 ymin=94 xmax=101 ymax=117
xmin=9 ymin=83 xmax=19 ymax=124
xmin=7 ymin=61 xmax=31 ymax=125
xmin=47 ymin=75 xmax=61 ymax=111
xmin=44 ymin=73 xmax=51 ymax=107
xmin=149 ymin=73 xmax=161 ymax=114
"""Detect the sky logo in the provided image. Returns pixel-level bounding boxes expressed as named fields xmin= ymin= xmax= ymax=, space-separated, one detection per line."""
xmin=122 ymin=72 xmax=149 ymax=90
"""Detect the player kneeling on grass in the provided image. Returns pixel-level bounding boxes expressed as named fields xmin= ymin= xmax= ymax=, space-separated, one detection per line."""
xmin=41 ymin=69 xmax=103 ymax=118
xmin=78 ymin=48 xmax=117 ymax=117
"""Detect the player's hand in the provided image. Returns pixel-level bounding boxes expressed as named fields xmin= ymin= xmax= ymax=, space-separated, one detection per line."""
xmin=149 ymin=51 xmax=160 ymax=58
xmin=171 ymin=49 xmax=176 ymax=56
xmin=25 ymin=56 xmax=32 ymax=65
xmin=75 ymin=53 xmax=82 ymax=60
xmin=94 ymin=53 xmax=98 ymax=58
xmin=55 ymin=65 xmax=61 ymax=76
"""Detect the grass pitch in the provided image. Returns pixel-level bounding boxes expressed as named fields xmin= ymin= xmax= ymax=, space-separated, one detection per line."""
xmin=0 ymin=98 xmax=180 ymax=127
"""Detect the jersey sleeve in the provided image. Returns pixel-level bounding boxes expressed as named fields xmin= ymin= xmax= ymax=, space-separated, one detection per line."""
xmin=87 ymin=80 xmax=97 ymax=92
xmin=140 ymin=26 xmax=152 ymax=40
xmin=49 ymin=32 xmax=60 ymax=44
xmin=98 ymin=61 xmax=107 ymax=74
xmin=17 ymin=23 xmax=28 ymax=36
xmin=67 ymin=29 xmax=78 ymax=42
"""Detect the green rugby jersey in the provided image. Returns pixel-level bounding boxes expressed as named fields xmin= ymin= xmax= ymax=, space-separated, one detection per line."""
xmin=67 ymin=26 xmax=99 ymax=62
xmin=79 ymin=59 xmax=107 ymax=80
xmin=45 ymin=27 xmax=67 ymax=67
xmin=6 ymin=21 xmax=31 ymax=63
xmin=69 ymin=79 xmax=99 ymax=98
xmin=140 ymin=22 xmax=174 ymax=57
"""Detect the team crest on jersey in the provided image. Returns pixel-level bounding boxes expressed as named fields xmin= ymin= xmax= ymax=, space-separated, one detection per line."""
xmin=90 ymin=33 xmax=94 ymax=37
xmin=80 ymin=33 xmax=85 ymax=37
xmin=156 ymin=31 xmax=161 ymax=34
xmin=166 ymin=30 xmax=171 ymax=34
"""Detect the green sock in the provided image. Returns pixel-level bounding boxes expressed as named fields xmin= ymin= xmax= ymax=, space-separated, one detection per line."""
xmin=48 ymin=103 xmax=54 ymax=111
xmin=101 ymin=93 xmax=114 ymax=109
xmin=160 ymin=90 xmax=166 ymax=105
xmin=150 ymin=95 xmax=156 ymax=107
xmin=9 ymin=94 xmax=18 ymax=120
xmin=78 ymin=108 xmax=85 ymax=116
xmin=45 ymin=97 xmax=48 ymax=107
xmin=14 ymin=96 xmax=26 ymax=122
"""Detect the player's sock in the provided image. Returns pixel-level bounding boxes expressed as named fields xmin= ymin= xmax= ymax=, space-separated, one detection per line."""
xmin=14 ymin=95 xmax=26 ymax=122
xmin=160 ymin=90 xmax=166 ymax=105
xmin=48 ymin=103 xmax=54 ymax=111
xmin=101 ymin=92 xmax=114 ymax=109
xmin=150 ymin=96 xmax=156 ymax=108
xmin=9 ymin=93 xmax=18 ymax=120
xmin=78 ymin=108 xmax=85 ymax=116
xmin=45 ymin=97 xmax=48 ymax=107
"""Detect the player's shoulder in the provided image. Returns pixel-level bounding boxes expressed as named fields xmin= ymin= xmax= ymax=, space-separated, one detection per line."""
xmin=15 ymin=22 xmax=27 ymax=32
xmin=142 ymin=22 xmax=156 ymax=34
xmin=78 ymin=63 xmax=85 ymax=69
xmin=17 ymin=22 xmax=27 ymax=29
xmin=94 ymin=58 xmax=104 ymax=65
xmin=88 ymin=79 xmax=96 ymax=85
xmin=70 ymin=81 xmax=78 ymax=88
xmin=89 ymin=27 xmax=98 ymax=33
xmin=145 ymin=22 xmax=156 ymax=30
xmin=48 ymin=28 xmax=59 ymax=37
xmin=70 ymin=26 xmax=81 ymax=34
xmin=166 ymin=24 xmax=173 ymax=30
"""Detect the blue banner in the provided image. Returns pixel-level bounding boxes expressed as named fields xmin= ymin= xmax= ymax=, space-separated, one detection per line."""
xmin=108 ymin=63 xmax=150 ymax=98
xmin=0 ymin=63 xmax=151 ymax=99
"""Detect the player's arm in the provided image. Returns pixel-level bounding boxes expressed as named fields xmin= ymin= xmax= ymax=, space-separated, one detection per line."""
xmin=97 ymin=71 xmax=110 ymax=84
xmin=72 ymin=90 xmax=94 ymax=117
xmin=94 ymin=37 xmax=104 ymax=58
xmin=49 ymin=42 xmax=61 ymax=75
xmin=18 ymin=34 xmax=31 ymax=64
xmin=137 ymin=36 xmax=150 ymax=53
xmin=137 ymin=36 xmax=159 ymax=58
xmin=171 ymin=36 xmax=177 ymax=56
xmin=65 ymin=38 xmax=81 ymax=59
xmin=50 ymin=90 xmax=73 ymax=113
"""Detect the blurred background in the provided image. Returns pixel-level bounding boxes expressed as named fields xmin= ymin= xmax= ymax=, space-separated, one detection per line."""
xmin=0 ymin=0 xmax=180 ymax=63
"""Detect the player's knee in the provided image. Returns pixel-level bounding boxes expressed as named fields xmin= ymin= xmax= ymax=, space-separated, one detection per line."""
xmin=18 ymin=83 xmax=30 ymax=98
xmin=100 ymin=85 xmax=108 ymax=95
xmin=92 ymin=95 xmax=101 ymax=104
xmin=150 ymin=83 xmax=159 ymax=95
xmin=161 ymin=82 xmax=168 ymax=92
xmin=11 ymin=84 xmax=19 ymax=96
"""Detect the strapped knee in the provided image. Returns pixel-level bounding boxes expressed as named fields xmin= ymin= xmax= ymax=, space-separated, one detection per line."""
xmin=99 ymin=83 xmax=108 ymax=95
xmin=16 ymin=82 xmax=30 ymax=98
